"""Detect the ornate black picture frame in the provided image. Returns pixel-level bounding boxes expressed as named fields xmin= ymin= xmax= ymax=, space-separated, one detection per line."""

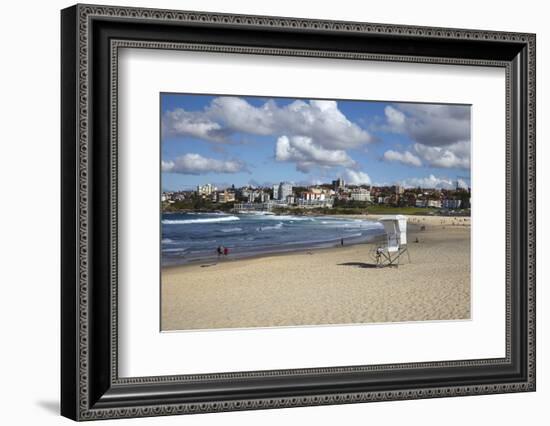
xmin=61 ymin=4 xmax=536 ymax=421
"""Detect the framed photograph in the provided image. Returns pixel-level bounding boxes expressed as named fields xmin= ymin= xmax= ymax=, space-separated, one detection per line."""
xmin=61 ymin=4 xmax=536 ymax=421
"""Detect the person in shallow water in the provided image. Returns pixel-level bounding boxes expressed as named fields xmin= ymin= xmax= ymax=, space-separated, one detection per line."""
xmin=217 ymin=246 xmax=223 ymax=258
xmin=224 ymin=247 xmax=229 ymax=256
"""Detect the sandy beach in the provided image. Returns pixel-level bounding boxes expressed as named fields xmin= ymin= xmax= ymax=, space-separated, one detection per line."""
xmin=161 ymin=215 xmax=470 ymax=331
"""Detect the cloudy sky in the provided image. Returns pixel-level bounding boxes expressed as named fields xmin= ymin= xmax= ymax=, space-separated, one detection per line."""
xmin=161 ymin=93 xmax=471 ymax=191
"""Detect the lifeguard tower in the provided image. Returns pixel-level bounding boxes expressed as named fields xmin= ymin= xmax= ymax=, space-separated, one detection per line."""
xmin=374 ymin=215 xmax=410 ymax=267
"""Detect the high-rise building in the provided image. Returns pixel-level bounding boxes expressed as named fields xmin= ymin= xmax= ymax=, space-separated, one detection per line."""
xmin=272 ymin=184 xmax=280 ymax=200
xmin=332 ymin=177 xmax=345 ymax=191
xmin=279 ymin=182 xmax=293 ymax=200
xmin=260 ymin=192 xmax=270 ymax=203
xmin=272 ymin=182 xmax=293 ymax=200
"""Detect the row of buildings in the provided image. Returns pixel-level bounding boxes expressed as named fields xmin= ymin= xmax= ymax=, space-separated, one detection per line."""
xmin=161 ymin=177 xmax=470 ymax=211
xmin=370 ymin=184 xmax=469 ymax=209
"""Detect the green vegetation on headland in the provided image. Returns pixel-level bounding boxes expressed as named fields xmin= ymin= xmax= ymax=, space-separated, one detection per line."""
xmin=162 ymin=198 xmax=235 ymax=213
xmin=162 ymin=199 xmax=469 ymax=217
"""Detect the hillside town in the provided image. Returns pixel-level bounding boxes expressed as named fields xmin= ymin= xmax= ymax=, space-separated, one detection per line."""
xmin=161 ymin=176 xmax=471 ymax=215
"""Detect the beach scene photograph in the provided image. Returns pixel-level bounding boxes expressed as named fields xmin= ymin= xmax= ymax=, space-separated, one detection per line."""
xmin=160 ymin=93 xmax=471 ymax=331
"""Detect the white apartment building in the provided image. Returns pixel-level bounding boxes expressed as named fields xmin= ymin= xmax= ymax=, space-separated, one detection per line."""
xmin=301 ymin=190 xmax=326 ymax=201
xmin=259 ymin=192 xmax=270 ymax=203
xmin=442 ymin=199 xmax=462 ymax=209
xmin=197 ymin=183 xmax=216 ymax=195
xmin=272 ymin=182 xmax=293 ymax=200
xmin=217 ymin=190 xmax=236 ymax=203
xmin=272 ymin=184 xmax=280 ymax=200
xmin=350 ymin=188 xmax=371 ymax=202
xmin=417 ymin=199 xmax=442 ymax=208
xmin=279 ymin=182 xmax=293 ymax=200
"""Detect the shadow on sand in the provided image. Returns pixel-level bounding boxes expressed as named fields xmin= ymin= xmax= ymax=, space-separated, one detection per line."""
xmin=338 ymin=262 xmax=380 ymax=269
xmin=200 ymin=263 xmax=218 ymax=268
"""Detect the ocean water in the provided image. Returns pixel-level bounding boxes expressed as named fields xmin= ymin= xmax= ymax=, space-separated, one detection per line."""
xmin=161 ymin=212 xmax=385 ymax=266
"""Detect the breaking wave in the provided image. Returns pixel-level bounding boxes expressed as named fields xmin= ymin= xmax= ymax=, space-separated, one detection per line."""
xmin=162 ymin=216 xmax=240 ymax=225
xmin=256 ymin=222 xmax=283 ymax=231
xmin=220 ymin=227 xmax=243 ymax=233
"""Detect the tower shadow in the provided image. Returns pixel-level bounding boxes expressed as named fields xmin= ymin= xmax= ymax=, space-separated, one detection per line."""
xmin=338 ymin=262 xmax=379 ymax=269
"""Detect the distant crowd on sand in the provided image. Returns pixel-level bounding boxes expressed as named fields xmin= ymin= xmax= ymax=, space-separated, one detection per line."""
xmin=407 ymin=216 xmax=470 ymax=228
xmin=217 ymin=245 xmax=229 ymax=257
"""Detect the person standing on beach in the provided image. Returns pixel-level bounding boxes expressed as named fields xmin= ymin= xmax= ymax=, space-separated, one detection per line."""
xmin=341 ymin=238 xmax=344 ymax=247
xmin=217 ymin=246 xmax=223 ymax=258
xmin=223 ymin=247 xmax=229 ymax=256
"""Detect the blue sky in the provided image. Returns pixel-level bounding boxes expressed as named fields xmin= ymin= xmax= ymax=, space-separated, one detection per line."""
xmin=161 ymin=93 xmax=471 ymax=191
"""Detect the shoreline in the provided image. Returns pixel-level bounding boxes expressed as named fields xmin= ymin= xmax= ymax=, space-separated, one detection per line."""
xmin=162 ymin=234 xmax=384 ymax=270
xmin=162 ymin=230 xmax=388 ymax=269
xmin=161 ymin=214 xmax=469 ymax=268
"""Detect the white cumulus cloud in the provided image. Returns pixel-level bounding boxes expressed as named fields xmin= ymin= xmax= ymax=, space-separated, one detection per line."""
xmin=383 ymin=150 xmax=422 ymax=167
xmin=275 ymin=136 xmax=356 ymax=172
xmin=384 ymin=105 xmax=406 ymax=128
xmin=162 ymin=109 xmax=229 ymax=143
xmin=399 ymin=174 xmax=456 ymax=189
xmin=384 ymin=104 xmax=471 ymax=147
xmin=413 ymin=141 xmax=470 ymax=169
xmin=344 ymin=170 xmax=372 ymax=185
xmin=163 ymin=97 xmax=373 ymax=150
xmin=380 ymin=104 xmax=471 ymax=170
xmin=161 ymin=153 xmax=247 ymax=175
